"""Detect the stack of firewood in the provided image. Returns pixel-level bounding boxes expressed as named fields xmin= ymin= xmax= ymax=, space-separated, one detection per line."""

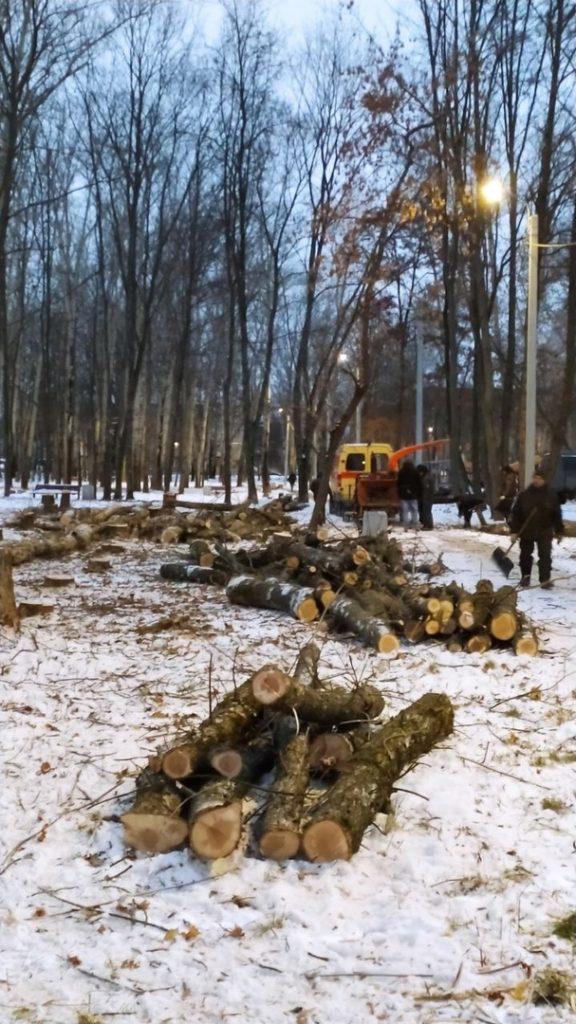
xmin=160 ymin=534 xmax=539 ymax=657
xmin=122 ymin=643 xmax=454 ymax=862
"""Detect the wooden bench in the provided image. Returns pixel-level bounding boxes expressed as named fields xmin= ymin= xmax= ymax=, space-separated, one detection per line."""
xmin=33 ymin=483 xmax=81 ymax=511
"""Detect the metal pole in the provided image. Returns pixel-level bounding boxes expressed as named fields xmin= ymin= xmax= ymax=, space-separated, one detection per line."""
xmin=284 ymin=413 xmax=291 ymax=480
xmin=415 ymin=321 xmax=423 ymax=464
xmin=524 ymin=213 xmax=538 ymax=488
xmin=355 ymin=399 xmax=362 ymax=441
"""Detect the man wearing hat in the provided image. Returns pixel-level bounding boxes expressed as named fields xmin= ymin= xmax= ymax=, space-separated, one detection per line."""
xmin=509 ymin=469 xmax=564 ymax=588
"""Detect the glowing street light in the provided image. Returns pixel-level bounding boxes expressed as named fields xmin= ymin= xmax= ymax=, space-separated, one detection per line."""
xmin=478 ymin=176 xmax=504 ymax=207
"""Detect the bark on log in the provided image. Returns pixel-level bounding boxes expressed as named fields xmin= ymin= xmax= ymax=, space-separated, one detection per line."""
xmin=259 ymin=735 xmax=310 ymax=860
xmin=160 ymin=563 xmax=227 ymax=585
xmin=226 ymin=574 xmax=319 ymax=623
xmin=293 ymin=641 xmax=321 ymax=687
xmin=4 ymin=529 xmax=95 ymax=567
xmin=458 ymin=580 xmax=494 ymax=630
xmin=122 ymin=770 xmax=188 ymax=853
xmin=327 ymin=594 xmax=400 ymax=655
xmin=513 ymin=617 xmax=539 ymax=656
xmin=161 ymin=668 xmax=267 ymax=779
xmin=251 ymin=666 xmax=384 ymax=726
xmin=301 ymin=692 xmax=454 ymax=861
xmin=489 ymin=585 xmax=518 ymax=641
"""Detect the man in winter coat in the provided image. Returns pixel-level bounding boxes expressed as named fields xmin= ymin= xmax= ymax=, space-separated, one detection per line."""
xmin=397 ymin=459 xmax=422 ymax=529
xmin=509 ymin=469 xmax=564 ymax=588
xmin=417 ymin=464 xmax=434 ymax=529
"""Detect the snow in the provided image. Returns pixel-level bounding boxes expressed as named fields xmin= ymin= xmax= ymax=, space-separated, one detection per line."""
xmin=0 ymin=498 xmax=575 ymax=1023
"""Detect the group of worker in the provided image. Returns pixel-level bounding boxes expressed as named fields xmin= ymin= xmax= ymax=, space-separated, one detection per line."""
xmin=396 ymin=460 xmax=435 ymax=531
xmin=398 ymin=459 xmax=564 ymax=588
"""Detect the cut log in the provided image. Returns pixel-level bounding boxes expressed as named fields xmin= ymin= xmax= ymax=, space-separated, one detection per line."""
xmin=301 ymin=692 xmax=454 ymax=862
xmin=327 ymin=594 xmax=400 ymax=655
xmin=210 ymin=643 xmax=322 ymax=778
xmin=309 ymin=725 xmax=372 ymax=772
xmin=489 ymin=585 xmax=518 ymax=641
xmin=209 ymin=734 xmax=275 ymax=780
xmin=259 ymin=735 xmax=310 ymax=860
xmin=189 ymin=780 xmax=243 ymax=859
xmin=160 ymin=563 xmax=227 ymax=585
xmin=403 ymin=619 xmax=427 ymax=643
xmin=122 ymin=770 xmax=188 ymax=853
xmin=0 ymin=551 xmax=19 ymax=629
xmin=513 ymin=619 xmax=539 ymax=656
xmin=161 ymin=667 xmax=268 ymax=779
xmin=161 ymin=525 xmax=184 ymax=544
xmin=466 ymin=632 xmax=492 ymax=654
xmin=458 ymin=580 xmax=494 ymax=630
xmin=226 ymin=574 xmax=318 ymax=623
xmin=251 ymin=666 xmax=384 ymax=727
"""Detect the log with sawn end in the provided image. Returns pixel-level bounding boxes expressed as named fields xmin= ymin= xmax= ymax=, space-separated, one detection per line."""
xmin=122 ymin=770 xmax=188 ymax=853
xmin=301 ymin=692 xmax=454 ymax=862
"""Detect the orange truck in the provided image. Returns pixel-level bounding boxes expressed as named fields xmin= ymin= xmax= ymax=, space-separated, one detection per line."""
xmin=329 ymin=439 xmax=451 ymax=517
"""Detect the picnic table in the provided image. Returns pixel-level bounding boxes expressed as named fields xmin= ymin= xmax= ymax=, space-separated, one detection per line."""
xmin=33 ymin=483 xmax=81 ymax=511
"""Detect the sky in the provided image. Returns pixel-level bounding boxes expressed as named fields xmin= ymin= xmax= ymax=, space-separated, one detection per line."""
xmin=192 ymin=0 xmax=419 ymax=47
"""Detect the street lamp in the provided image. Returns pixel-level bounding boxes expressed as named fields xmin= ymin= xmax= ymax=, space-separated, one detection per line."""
xmin=337 ymin=352 xmax=362 ymax=441
xmin=478 ymin=176 xmax=505 ymax=207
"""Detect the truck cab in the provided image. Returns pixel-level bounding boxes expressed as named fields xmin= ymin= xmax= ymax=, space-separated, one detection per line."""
xmin=329 ymin=443 xmax=394 ymax=514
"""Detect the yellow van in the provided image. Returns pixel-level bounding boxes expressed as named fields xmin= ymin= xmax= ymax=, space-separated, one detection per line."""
xmin=329 ymin=443 xmax=394 ymax=513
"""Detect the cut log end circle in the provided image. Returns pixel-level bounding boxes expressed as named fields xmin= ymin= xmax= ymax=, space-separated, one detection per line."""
xmin=377 ymin=633 xmax=400 ymax=655
xmin=121 ymin=812 xmax=188 ymax=854
xmin=302 ymin=820 xmax=351 ymax=862
xmin=162 ymin=746 xmax=194 ymax=780
xmin=297 ymin=596 xmax=320 ymax=622
xmin=259 ymin=829 xmax=301 ymax=861
xmin=189 ymin=801 xmax=242 ymax=859
xmin=252 ymin=667 xmax=291 ymax=705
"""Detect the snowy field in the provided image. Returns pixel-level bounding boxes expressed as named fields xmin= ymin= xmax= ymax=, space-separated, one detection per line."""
xmin=0 ymin=495 xmax=575 ymax=1023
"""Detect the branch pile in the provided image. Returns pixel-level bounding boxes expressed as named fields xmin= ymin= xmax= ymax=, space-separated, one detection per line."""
xmin=160 ymin=534 xmax=539 ymax=657
xmin=122 ymin=643 xmax=454 ymax=862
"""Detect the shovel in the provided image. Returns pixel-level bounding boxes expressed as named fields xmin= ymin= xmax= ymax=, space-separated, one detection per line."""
xmin=491 ymin=510 xmax=536 ymax=578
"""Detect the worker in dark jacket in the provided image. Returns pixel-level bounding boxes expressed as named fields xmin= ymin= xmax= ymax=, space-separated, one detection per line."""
xmin=509 ymin=469 xmax=564 ymax=588
xmin=417 ymin=464 xmax=434 ymax=529
xmin=397 ymin=459 xmax=422 ymax=529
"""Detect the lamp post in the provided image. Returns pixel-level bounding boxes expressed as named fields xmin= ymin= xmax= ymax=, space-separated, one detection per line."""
xmin=524 ymin=212 xmax=538 ymax=487
xmin=415 ymin=321 xmax=423 ymax=463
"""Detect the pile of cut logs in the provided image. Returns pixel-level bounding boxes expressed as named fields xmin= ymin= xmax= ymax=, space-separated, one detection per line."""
xmin=3 ymin=495 xmax=298 ymax=552
xmin=160 ymin=534 xmax=539 ymax=657
xmin=122 ymin=643 xmax=454 ymax=862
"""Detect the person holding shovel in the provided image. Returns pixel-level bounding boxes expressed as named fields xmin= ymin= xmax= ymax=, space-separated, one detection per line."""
xmin=509 ymin=469 xmax=564 ymax=588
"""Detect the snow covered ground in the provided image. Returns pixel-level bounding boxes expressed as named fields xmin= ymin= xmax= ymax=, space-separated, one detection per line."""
xmin=0 ymin=498 xmax=575 ymax=1024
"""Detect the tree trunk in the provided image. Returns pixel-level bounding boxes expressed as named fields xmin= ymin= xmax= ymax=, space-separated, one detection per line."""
xmin=301 ymin=692 xmax=454 ymax=861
